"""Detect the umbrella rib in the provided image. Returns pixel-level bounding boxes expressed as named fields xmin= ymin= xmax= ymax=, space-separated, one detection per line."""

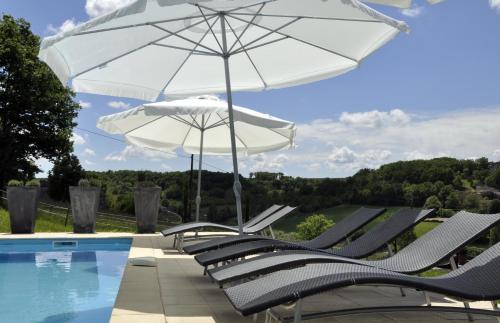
xmin=193 ymin=0 xmax=276 ymax=15
xmin=71 ymin=18 xmax=210 ymax=80
xmin=155 ymin=16 xmax=220 ymax=100
xmin=227 ymin=2 xmax=267 ymax=53
xmin=196 ymin=6 xmax=224 ymax=53
xmin=188 ymin=114 xmax=203 ymax=129
xmin=231 ymin=36 xmax=288 ymax=55
xmin=216 ymin=112 xmax=248 ymax=150
xmin=166 ymin=115 xmax=199 ymax=129
xmin=227 ymin=14 xmax=359 ymax=64
xmin=229 ymin=13 xmax=384 ymax=24
xmin=151 ymin=23 xmax=222 ymax=55
xmin=73 ymin=14 xmax=216 ymax=36
xmin=123 ymin=115 xmax=166 ymax=135
xmin=224 ymin=17 xmax=267 ymax=88
xmin=152 ymin=43 xmax=218 ymax=56
xmin=229 ymin=17 xmax=301 ymax=56
xmin=204 ymin=116 xmax=230 ymax=130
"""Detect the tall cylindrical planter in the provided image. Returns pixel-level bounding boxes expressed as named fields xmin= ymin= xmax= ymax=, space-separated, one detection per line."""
xmin=70 ymin=186 xmax=100 ymax=233
xmin=7 ymin=186 xmax=40 ymax=234
xmin=134 ymin=187 xmax=161 ymax=233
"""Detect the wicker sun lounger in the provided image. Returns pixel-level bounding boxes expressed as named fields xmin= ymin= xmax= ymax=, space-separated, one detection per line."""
xmin=194 ymin=206 xmax=386 ymax=267
xmin=186 ymin=207 xmax=427 ymax=256
xmin=209 ymin=211 xmax=500 ymax=286
xmin=162 ymin=205 xmax=294 ymax=251
xmin=224 ymin=241 xmax=500 ymax=322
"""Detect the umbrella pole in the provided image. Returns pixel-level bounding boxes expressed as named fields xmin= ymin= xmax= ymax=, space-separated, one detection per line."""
xmin=195 ymin=116 xmax=205 ymax=223
xmin=220 ymin=14 xmax=244 ymax=235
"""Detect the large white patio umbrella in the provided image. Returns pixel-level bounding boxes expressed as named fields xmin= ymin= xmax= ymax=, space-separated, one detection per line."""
xmin=97 ymin=95 xmax=296 ymax=223
xmin=39 ymin=0 xmax=408 ymax=234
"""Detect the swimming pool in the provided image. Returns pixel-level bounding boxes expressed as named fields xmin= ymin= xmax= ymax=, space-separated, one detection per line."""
xmin=0 ymin=238 xmax=132 ymax=323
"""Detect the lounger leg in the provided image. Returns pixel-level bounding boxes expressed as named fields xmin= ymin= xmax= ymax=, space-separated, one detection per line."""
xmin=449 ymin=256 xmax=474 ymax=322
xmin=252 ymin=313 xmax=258 ymax=323
xmin=293 ymin=299 xmax=303 ymax=323
xmin=177 ymin=233 xmax=184 ymax=253
xmin=269 ymin=225 xmax=275 ymax=239
xmin=173 ymin=234 xmax=177 ymax=248
xmin=203 ymin=266 xmax=207 ymax=276
xmin=387 ymin=244 xmax=406 ymax=297
xmin=423 ymin=291 xmax=432 ymax=306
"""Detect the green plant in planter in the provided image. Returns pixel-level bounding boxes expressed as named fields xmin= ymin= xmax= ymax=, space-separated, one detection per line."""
xmin=136 ymin=181 xmax=159 ymax=188
xmin=25 ymin=179 xmax=40 ymax=187
xmin=7 ymin=180 xmax=23 ymax=187
xmin=78 ymin=179 xmax=91 ymax=188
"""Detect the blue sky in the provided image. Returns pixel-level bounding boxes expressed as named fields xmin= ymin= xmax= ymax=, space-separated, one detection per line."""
xmin=2 ymin=0 xmax=500 ymax=178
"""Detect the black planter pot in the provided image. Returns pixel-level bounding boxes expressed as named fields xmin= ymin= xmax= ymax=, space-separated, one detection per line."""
xmin=7 ymin=186 xmax=40 ymax=234
xmin=134 ymin=187 xmax=161 ymax=233
xmin=69 ymin=186 xmax=100 ymax=233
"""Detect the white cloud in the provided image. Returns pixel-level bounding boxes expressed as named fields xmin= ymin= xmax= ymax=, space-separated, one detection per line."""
xmin=286 ymin=107 xmax=500 ymax=177
xmin=78 ymin=100 xmax=92 ymax=109
xmin=108 ymin=101 xmax=131 ymax=109
xmin=161 ymin=163 xmax=173 ymax=171
xmin=339 ymin=109 xmax=410 ymax=128
xmin=83 ymin=148 xmax=96 ymax=156
xmin=326 ymin=147 xmax=392 ymax=170
xmin=47 ymin=18 xmax=80 ymax=34
xmin=71 ymin=133 xmax=86 ymax=145
xmin=242 ymin=153 xmax=289 ymax=173
xmin=493 ymin=149 xmax=500 ymax=161
xmin=401 ymin=5 xmax=424 ymax=17
xmin=84 ymin=159 xmax=96 ymax=166
xmin=490 ymin=0 xmax=500 ymax=11
xmin=85 ymin=0 xmax=135 ymax=18
xmin=105 ymin=145 xmax=173 ymax=162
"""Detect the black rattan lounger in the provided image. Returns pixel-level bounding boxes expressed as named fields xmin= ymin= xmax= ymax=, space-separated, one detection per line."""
xmin=224 ymin=242 xmax=500 ymax=322
xmin=194 ymin=206 xmax=386 ymax=267
xmin=162 ymin=205 xmax=295 ymax=251
xmin=183 ymin=206 xmax=298 ymax=254
xmin=209 ymin=211 xmax=500 ymax=286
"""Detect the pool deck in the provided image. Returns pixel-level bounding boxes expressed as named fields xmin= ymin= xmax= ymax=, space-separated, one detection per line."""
xmin=2 ymin=232 xmax=498 ymax=323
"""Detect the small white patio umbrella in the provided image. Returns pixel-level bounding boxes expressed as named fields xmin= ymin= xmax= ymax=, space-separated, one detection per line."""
xmin=97 ymin=95 xmax=296 ymax=223
xmin=39 ymin=0 xmax=408 ymax=234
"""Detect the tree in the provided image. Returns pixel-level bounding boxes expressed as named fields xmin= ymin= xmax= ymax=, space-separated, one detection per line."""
xmin=424 ymin=195 xmax=442 ymax=210
xmin=296 ymin=214 xmax=334 ymax=240
xmin=488 ymin=199 xmax=500 ymax=246
xmin=47 ymin=154 xmax=85 ymax=201
xmin=485 ymin=169 xmax=500 ymax=189
xmin=0 ymin=15 xmax=79 ymax=187
xmin=445 ymin=192 xmax=462 ymax=209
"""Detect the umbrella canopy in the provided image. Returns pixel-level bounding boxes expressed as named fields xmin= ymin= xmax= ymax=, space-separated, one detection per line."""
xmin=97 ymin=95 xmax=296 ymax=222
xmin=39 ymin=0 xmax=408 ymax=234
xmin=39 ymin=0 xmax=408 ymax=101
xmin=97 ymin=95 xmax=295 ymax=155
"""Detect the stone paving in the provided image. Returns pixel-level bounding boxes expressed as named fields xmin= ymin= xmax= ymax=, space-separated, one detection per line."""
xmin=110 ymin=233 xmax=499 ymax=323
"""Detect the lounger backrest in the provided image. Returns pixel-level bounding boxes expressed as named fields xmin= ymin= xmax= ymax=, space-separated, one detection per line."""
xmin=380 ymin=211 xmax=500 ymax=273
xmin=439 ymin=241 xmax=500 ymax=299
xmin=304 ymin=207 xmax=386 ymax=249
xmin=244 ymin=205 xmax=283 ymax=228
xmin=335 ymin=208 xmax=435 ymax=258
xmin=245 ymin=206 xmax=296 ymax=232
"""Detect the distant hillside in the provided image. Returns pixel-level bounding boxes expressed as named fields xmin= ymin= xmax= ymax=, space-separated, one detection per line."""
xmin=68 ymin=157 xmax=500 ymax=222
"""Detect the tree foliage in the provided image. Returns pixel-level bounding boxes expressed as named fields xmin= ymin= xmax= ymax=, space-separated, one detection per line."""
xmin=48 ymin=154 xmax=85 ymax=201
xmin=296 ymin=214 xmax=334 ymax=240
xmin=0 ymin=15 xmax=79 ymax=187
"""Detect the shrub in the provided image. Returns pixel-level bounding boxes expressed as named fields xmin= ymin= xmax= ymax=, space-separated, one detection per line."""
xmin=436 ymin=208 xmax=455 ymax=218
xmin=25 ymin=179 xmax=40 ymax=187
xmin=136 ymin=181 xmax=158 ymax=188
xmin=296 ymin=214 xmax=334 ymax=241
xmin=78 ymin=179 xmax=91 ymax=188
xmin=424 ymin=195 xmax=442 ymax=209
xmin=7 ymin=180 xmax=23 ymax=187
xmin=396 ymin=229 xmax=417 ymax=250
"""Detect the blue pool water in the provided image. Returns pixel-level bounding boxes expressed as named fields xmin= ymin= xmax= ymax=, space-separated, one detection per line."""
xmin=0 ymin=238 xmax=132 ymax=323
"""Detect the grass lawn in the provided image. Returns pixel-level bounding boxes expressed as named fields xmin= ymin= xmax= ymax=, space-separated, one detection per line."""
xmin=0 ymin=207 xmax=136 ymax=233
xmin=272 ymin=204 xmax=437 ymax=237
